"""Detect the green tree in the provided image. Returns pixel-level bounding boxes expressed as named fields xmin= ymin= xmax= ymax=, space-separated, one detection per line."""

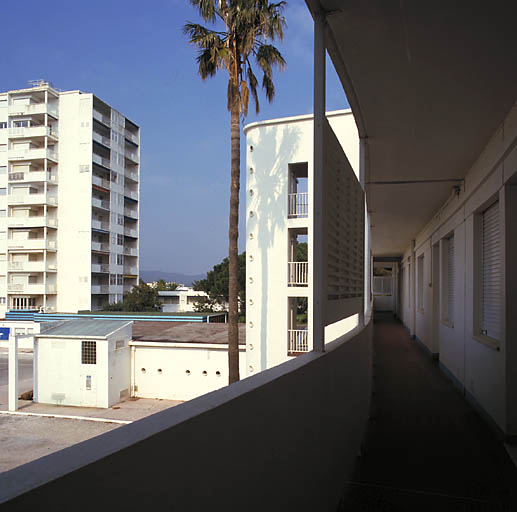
xmin=193 ymin=251 xmax=246 ymax=314
xmin=122 ymin=281 xmax=161 ymax=312
xmin=155 ymin=279 xmax=180 ymax=291
xmin=184 ymin=0 xmax=286 ymax=383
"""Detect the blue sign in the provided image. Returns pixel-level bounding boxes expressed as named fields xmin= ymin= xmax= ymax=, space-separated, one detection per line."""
xmin=0 ymin=328 xmax=10 ymax=340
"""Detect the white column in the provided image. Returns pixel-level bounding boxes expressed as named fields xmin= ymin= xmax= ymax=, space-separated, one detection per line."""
xmin=8 ymin=334 xmax=18 ymax=411
xmin=313 ymin=11 xmax=326 ymax=353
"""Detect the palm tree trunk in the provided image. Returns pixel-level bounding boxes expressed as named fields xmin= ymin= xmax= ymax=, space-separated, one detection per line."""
xmin=228 ymin=104 xmax=241 ymax=384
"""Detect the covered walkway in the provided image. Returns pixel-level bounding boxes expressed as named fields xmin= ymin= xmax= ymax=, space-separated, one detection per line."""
xmin=340 ymin=313 xmax=517 ymax=511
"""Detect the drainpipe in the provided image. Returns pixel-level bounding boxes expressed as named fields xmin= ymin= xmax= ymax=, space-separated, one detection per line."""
xmin=411 ymin=239 xmax=416 ymax=338
xmin=313 ymin=10 xmax=327 ymax=352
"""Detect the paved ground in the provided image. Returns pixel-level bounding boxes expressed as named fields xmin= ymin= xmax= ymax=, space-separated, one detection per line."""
xmin=339 ymin=313 xmax=517 ymax=511
xmin=0 ymin=350 xmax=182 ymax=473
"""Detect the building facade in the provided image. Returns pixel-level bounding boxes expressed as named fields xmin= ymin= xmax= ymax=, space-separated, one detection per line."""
xmin=0 ymin=82 xmax=140 ymax=314
xmin=244 ymin=110 xmax=360 ymax=374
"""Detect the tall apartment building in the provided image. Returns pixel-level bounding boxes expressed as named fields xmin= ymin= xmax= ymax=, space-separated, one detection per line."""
xmin=0 ymin=81 xmax=139 ymax=314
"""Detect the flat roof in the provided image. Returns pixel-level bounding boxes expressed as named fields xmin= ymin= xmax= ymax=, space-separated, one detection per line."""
xmin=132 ymin=321 xmax=245 ymax=345
xmin=36 ymin=319 xmax=132 ymax=338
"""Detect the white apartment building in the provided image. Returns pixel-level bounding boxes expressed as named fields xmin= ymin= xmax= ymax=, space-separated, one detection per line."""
xmin=245 ymin=110 xmax=360 ymax=373
xmin=0 ymin=82 xmax=139 ymax=314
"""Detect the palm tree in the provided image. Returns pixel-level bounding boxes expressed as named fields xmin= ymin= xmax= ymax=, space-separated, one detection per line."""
xmin=184 ymin=0 xmax=286 ymax=384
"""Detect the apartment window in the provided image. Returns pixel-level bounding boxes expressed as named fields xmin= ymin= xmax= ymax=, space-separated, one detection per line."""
xmin=0 ymin=297 xmax=5 ymax=304
xmin=118 ymin=214 xmax=123 ymax=226
xmin=117 ymin=234 xmax=123 ymax=245
xmin=79 ymin=165 xmax=90 ymax=173
xmin=441 ymin=235 xmax=455 ymax=325
xmin=417 ymin=255 xmax=424 ymax=312
xmin=13 ymin=120 xmax=29 ymax=128
xmin=117 ymin=274 xmax=123 ymax=285
xmin=110 ymin=274 xmax=117 ymax=285
xmin=480 ymin=202 xmax=501 ymax=340
xmin=0 ymin=122 xmax=6 ymax=129
xmin=111 ymin=171 xmax=118 ymax=183
xmin=117 ymin=254 xmax=124 ymax=265
xmin=0 ymin=166 xmax=6 ymax=174
xmin=81 ymin=341 xmax=96 ymax=365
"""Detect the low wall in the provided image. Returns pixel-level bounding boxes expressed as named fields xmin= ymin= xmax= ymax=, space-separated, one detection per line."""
xmin=0 ymin=316 xmax=372 ymax=511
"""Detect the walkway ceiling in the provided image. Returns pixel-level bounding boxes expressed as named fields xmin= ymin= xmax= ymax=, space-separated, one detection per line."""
xmin=306 ymin=0 xmax=517 ymax=256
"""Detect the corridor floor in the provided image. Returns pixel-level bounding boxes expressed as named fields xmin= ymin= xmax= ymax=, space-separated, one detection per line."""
xmin=340 ymin=313 xmax=517 ymax=511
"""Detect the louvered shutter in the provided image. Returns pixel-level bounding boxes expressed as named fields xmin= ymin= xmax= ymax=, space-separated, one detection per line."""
xmin=482 ymin=202 xmax=501 ymax=340
xmin=447 ymin=236 xmax=455 ymax=321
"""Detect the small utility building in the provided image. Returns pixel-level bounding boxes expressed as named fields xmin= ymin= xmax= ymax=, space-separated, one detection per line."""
xmin=34 ymin=320 xmax=132 ymax=408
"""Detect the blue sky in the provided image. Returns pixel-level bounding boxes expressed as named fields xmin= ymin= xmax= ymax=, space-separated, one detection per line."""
xmin=3 ymin=0 xmax=348 ymax=276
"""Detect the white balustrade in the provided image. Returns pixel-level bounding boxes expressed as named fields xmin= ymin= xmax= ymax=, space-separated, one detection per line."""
xmin=288 ymin=329 xmax=309 ymax=353
xmin=288 ymin=192 xmax=308 ymax=218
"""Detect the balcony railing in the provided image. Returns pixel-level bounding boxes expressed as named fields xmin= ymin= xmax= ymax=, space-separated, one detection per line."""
xmin=93 ymin=131 xmax=111 ymax=148
xmin=93 ymin=109 xmax=111 ymax=127
xmin=92 ymin=175 xmax=110 ymax=189
xmin=125 ymin=150 xmax=139 ymax=163
xmin=124 ymin=189 xmax=138 ymax=200
xmin=123 ymin=246 xmax=137 ymax=256
xmin=91 ymin=220 xmax=109 ymax=232
xmin=125 ymin=169 xmax=138 ymax=181
xmin=125 ymin=130 xmax=139 ymax=145
xmin=92 ymin=197 xmax=110 ymax=210
xmin=8 ymin=126 xmax=58 ymax=139
xmin=124 ymin=227 xmax=137 ymax=237
xmin=288 ymin=261 xmax=309 ymax=286
xmin=8 ymin=103 xmax=58 ymax=117
xmin=7 ymin=239 xmax=56 ymax=250
xmin=124 ymin=207 xmax=138 ymax=218
xmin=8 ymin=194 xmax=58 ymax=206
xmin=8 ymin=283 xmax=57 ymax=294
xmin=288 ymin=192 xmax=309 ymax=218
xmin=123 ymin=265 xmax=137 ymax=275
xmin=288 ymin=329 xmax=309 ymax=353
xmin=8 ymin=148 xmax=58 ymax=162
xmin=8 ymin=261 xmax=57 ymax=272
xmin=7 ymin=216 xmax=57 ymax=228
xmin=92 ymin=153 xmax=111 ymax=168
xmin=91 ymin=241 xmax=109 ymax=252
xmin=8 ymin=170 xmax=57 ymax=183
xmin=91 ymin=263 xmax=109 ymax=273
xmin=91 ymin=285 xmax=109 ymax=294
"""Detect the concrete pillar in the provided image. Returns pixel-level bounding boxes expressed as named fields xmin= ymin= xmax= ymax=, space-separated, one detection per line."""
xmin=8 ymin=334 xmax=18 ymax=411
xmin=313 ymin=11 xmax=326 ymax=352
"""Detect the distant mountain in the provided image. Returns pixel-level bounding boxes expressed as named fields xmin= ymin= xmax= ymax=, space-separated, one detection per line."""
xmin=140 ymin=270 xmax=206 ymax=286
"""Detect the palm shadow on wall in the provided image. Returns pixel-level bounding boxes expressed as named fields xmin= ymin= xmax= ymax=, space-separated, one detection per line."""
xmin=251 ymin=124 xmax=302 ymax=369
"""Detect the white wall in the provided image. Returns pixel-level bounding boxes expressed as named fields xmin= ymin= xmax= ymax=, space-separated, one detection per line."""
xmin=398 ymin=103 xmax=517 ymax=435
xmin=56 ymin=92 xmax=93 ymax=312
xmin=245 ymin=110 xmax=358 ymax=375
xmin=0 ymin=320 xmax=39 ymax=349
xmin=132 ymin=342 xmax=246 ymax=401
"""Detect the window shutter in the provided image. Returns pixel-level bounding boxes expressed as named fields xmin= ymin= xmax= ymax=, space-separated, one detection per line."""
xmin=447 ymin=236 xmax=455 ymax=321
xmin=482 ymin=202 xmax=501 ymax=340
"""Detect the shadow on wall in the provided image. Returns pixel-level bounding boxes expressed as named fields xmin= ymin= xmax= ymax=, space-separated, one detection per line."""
xmin=252 ymin=124 xmax=302 ymax=369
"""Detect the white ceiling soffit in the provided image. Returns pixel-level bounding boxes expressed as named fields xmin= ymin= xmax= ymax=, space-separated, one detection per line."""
xmin=305 ymin=0 xmax=517 ymax=256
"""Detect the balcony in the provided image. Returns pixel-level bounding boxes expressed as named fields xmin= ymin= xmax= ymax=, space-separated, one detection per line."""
xmin=91 ymin=285 xmax=109 ymax=294
xmin=8 ymin=126 xmax=58 ymax=139
xmin=91 ymin=263 xmax=109 ymax=273
xmin=92 ymin=197 xmax=110 ymax=210
xmin=8 ymin=194 xmax=58 ymax=206
xmin=8 ymin=170 xmax=57 ymax=183
xmin=125 ymin=130 xmax=138 ymax=145
xmin=124 ymin=207 xmax=138 ymax=219
xmin=7 ymin=239 xmax=56 ymax=251
xmin=91 ymin=220 xmax=109 ymax=232
xmin=8 ymin=261 xmax=57 ymax=272
xmin=123 ymin=265 xmax=137 ymax=275
xmin=124 ymin=226 xmax=137 ymax=237
xmin=92 ymin=131 xmax=111 ymax=148
xmin=92 ymin=153 xmax=110 ymax=168
xmin=124 ymin=189 xmax=138 ymax=201
xmin=288 ymin=329 xmax=309 ymax=353
xmin=288 ymin=261 xmax=308 ymax=286
xmin=125 ymin=150 xmax=139 ymax=163
xmin=8 ymin=103 xmax=58 ymax=117
xmin=8 ymin=148 xmax=58 ymax=162
xmin=123 ymin=246 xmax=137 ymax=256
xmin=125 ymin=169 xmax=138 ymax=182
xmin=91 ymin=241 xmax=109 ymax=252
xmin=92 ymin=175 xmax=110 ymax=189
xmin=7 ymin=283 xmax=57 ymax=294
xmin=288 ymin=192 xmax=308 ymax=218
xmin=7 ymin=217 xmax=57 ymax=229
xmin=93 ymin=109 xmax=111 ymax=127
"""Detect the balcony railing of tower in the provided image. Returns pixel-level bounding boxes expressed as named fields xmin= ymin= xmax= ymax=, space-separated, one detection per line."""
xmin=288 ymin=261 xmax=309 ymax=286
xmin=288 ymin=192 xmax=308 ymax=218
